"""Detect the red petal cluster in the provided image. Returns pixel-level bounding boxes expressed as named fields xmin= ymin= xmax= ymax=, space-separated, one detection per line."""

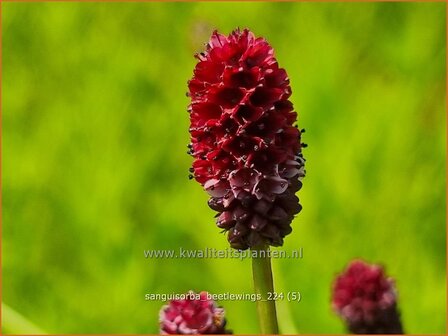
xmin=159 ymin=291 xmax=229 ymax=334
xmin=188 ymin=29 xmax=305 ymax=249
xmin=332 ymin=260 xmax=403 ymax=334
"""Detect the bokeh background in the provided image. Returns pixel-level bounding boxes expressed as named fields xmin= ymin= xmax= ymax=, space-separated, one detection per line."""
xmin=2 ymin=2 xmax=446 ymax=334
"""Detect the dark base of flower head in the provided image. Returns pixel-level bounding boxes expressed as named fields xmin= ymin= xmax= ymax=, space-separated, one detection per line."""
xmin=208 ymin=173 xmax=303 ymax=250
xmin=347 ymin=305 xmax=404 ymax=334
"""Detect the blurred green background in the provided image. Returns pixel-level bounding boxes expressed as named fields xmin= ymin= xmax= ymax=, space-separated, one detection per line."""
xmin=2 ymin=2 xmax=446 ymax=334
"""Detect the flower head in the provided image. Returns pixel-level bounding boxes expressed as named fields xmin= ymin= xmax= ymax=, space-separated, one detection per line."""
xmin=332 ymin=260 xmax=404 ymax=334
xmin=188 ymin=29 xmax=305 ymax=250
xmin=159 ymin=291 xmax=229 ymax=334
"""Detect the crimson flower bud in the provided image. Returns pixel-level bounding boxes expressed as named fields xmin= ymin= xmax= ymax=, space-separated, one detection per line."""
xmin=188 ymin=29 xmax=305 ymax=250
xmin=159 ymin=291 xmax=230 ymax=334
xmin=332 ymin=260 xmax=404 ymax=334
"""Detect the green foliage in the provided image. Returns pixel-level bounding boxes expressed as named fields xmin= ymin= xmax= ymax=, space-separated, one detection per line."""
xmin=2 ymin=2 xmax=446 ymax=334
xmin=2 ymin=303 xmax=46 ymax=334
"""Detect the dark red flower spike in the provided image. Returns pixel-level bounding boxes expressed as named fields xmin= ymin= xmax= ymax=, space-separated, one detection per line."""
xmin=188 ymin=29 xmax=305 ymax=250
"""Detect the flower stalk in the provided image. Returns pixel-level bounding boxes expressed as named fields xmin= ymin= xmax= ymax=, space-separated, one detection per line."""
xmin=251 ymin=244 xmax=279 ymax=334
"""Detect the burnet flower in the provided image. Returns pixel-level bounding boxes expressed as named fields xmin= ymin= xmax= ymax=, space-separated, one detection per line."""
xmin=159 ymin=291 xmax=230 ymax=334
xmin=332 ymin=260 xmax=404 ymax=334
xmin=188 ymin=29 xmax=305 ymax=250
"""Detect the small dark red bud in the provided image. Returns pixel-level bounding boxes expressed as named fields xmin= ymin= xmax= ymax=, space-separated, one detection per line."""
xmin=159 ymin=291 xmax=231 ymax=334
xmin=332 ymin=260 xmax=404 ymax=334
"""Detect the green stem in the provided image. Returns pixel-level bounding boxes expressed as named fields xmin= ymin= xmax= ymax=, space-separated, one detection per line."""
xmin=251 ymin=244 xmax=279 ymax=334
